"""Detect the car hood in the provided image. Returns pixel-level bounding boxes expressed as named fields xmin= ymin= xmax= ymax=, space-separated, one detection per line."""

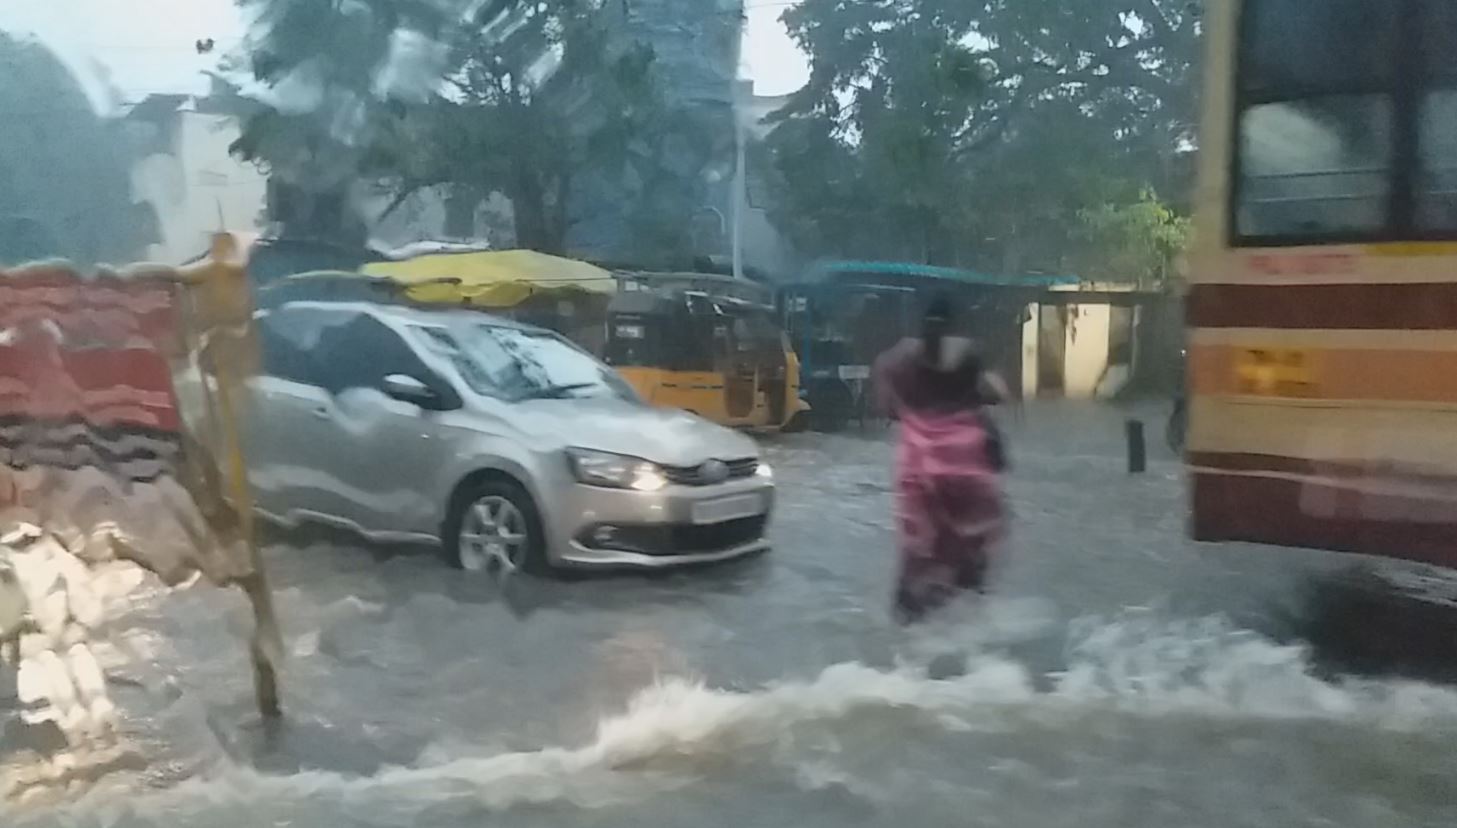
xmin=511 ymin=397 xmax=759 ymax=466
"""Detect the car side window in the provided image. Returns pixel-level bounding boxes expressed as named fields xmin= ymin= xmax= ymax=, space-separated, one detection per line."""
xmin=256 ymin=306 xmax=346 ymax=387
xmin=312 ymin=314 xmax=434 ymax=395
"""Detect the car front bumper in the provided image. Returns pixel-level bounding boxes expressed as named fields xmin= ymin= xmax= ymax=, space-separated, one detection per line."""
xmin=546 ymin=475 xmax=775 ymax=570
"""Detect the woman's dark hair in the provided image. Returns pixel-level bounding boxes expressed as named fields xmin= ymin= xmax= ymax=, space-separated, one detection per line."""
xmin=922 ymin=291 xmax=954 ymax=365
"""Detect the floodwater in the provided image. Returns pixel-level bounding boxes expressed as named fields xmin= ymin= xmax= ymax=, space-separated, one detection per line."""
xmin=6 ymin=403 xmax=1457 ymax=827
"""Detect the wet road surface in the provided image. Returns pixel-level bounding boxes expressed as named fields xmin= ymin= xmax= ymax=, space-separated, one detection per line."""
xmin=6 ymin=402 xmax=1457 ymax=826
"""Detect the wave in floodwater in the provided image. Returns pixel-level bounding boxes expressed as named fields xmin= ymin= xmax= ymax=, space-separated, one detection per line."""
xmin=15 ymin=609 xmax=1457 ymax=825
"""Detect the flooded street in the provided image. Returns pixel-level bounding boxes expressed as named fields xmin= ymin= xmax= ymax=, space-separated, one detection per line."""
xmin=9 ymin=402 xmax=1457 ymax=827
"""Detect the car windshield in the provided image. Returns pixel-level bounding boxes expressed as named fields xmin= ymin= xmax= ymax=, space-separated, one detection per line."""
xmin=410 ymin=322 xmax=635 ymax=402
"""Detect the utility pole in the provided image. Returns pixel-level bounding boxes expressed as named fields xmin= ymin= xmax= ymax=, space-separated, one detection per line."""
xmin=732 ymin=108 xmax=746 ymax=281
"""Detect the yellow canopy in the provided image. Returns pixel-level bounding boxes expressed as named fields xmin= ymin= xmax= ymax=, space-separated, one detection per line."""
xmin=361 ymin=250 xmax=616 ymax=309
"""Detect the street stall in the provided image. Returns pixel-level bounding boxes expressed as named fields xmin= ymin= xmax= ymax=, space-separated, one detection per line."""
xmin=0 ymin=233 xmax=280 ymax=797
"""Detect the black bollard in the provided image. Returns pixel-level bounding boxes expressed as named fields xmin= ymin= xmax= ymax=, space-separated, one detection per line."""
xmin=1126 ymin=419 xmax=1146 ymax=474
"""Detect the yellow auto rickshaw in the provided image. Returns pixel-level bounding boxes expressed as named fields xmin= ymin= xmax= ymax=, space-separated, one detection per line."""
xmin=602 ymin=281 xmax=807 ymax=431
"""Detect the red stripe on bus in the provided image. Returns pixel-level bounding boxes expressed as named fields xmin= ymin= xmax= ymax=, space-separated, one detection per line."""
xmin=1191 ymin=472 xmax=1457 ymax=568
xmin=1188 ymin=282 xmax=1457 ymax=330
xmin=1189 ymin=452 xmax=1457 ymax=487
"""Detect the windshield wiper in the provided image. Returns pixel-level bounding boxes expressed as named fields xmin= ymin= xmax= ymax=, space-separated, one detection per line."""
xmin=524 ymin=382 xmax=598 ymax=399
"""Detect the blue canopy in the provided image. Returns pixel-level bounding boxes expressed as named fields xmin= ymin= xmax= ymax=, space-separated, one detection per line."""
xmin=799 ymin=259 xmax=1079 ymax=289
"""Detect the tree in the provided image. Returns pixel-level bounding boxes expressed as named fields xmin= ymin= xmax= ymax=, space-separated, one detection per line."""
xmin=1074 ymin=189 xmax=1190 ymax=289
xmin=0 ymin=34 xmax=155 ymax=265
xmin=764 ymin=0 xmax=1202 ymax=274
xmin=227 ymin=0 xmax=735 ymax=259
xmin=223 ymin=0 xmax=505 ymax=242
xmin=384 ymin=0 xmax=728 ymax=256
xmin=764 ymin=5 xmax=990 ymax=264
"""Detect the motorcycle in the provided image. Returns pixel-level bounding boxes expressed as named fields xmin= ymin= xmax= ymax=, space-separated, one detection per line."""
xmin=1166 ymin=346 xmax=1187 ymax=455
xmin=1166 ymin=393 xmax=1187 ymax=455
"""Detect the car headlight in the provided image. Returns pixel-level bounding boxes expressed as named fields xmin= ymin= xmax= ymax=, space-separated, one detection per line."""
xmin=756 ymin=461 xmax=773 ymax=480
xmin=567 ymin=448 xmax=667 ymax=491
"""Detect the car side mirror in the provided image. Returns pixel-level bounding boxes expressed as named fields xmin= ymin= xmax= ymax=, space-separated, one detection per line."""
xmin=382 ymin=374 xmax=441 ymax=408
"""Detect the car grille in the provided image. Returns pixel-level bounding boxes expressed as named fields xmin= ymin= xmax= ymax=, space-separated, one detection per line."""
xmin=662 ymin=457 xmax=759 ymax=486
xmin=669 ymin=515 xmax=768 ymax=554
xmin=579 ymin=515 xmax=769 ymax=557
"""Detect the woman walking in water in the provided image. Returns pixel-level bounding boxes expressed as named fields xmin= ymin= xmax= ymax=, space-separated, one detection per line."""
xmin=874 ymin=293 xmax=1008 ymax=623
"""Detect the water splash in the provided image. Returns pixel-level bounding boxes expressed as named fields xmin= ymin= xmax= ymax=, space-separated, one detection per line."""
xmin=16 ymin=610 xmax=1457 ymax=822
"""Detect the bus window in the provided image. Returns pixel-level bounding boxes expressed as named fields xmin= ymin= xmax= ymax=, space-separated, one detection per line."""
xmin=1235 ymin=0 xmax=1457 ymax=243
xmin=1417 ymin=91 xmax=1457 ymax=230
xmin=1417 ymin=2 xmax=1457 ymax=231
xmin=1240 ymin=0 xmax=1395 ymax=96
xmin=1238 ymin=96 xmax=1393 ymax=238
xmin=1235 ymin=0 xmax=1398 ymax=241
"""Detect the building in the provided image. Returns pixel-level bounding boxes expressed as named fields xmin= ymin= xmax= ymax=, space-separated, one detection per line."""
xmin=565 ymin=0 xmax=745 ymax=263
xmin=1021 ymin=284 xmax=1182 ymax=400
xmin=733 ymin=80 xmax=798 ymax=278
xmin=123 ymin=94 xmax=268 ymax=264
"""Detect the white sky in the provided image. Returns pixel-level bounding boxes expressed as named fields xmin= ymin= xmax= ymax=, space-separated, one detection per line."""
xmin=743 ymin=1 xmax=809 ymax=96
xmin=0 ymin=0 xmax=810 ymax=105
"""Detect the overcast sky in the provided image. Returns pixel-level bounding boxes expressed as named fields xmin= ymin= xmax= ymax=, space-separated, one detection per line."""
xmin=0 ymin=0 xmax=809 ymax=108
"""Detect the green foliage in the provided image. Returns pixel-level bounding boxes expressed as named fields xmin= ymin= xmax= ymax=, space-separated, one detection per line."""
xmin=764 ymin=0 xmax=1201 ymax=279
xmin=0 ymin=34 xmax=154 ymax=265
xmin=227 ymin=0 xmax=729 ymax=256
xmin=1074 ymin=189 xmax=1191 ymax=288
xmin=396 ymin=0 xmax=728 ymax=256
xmin=221 ymin=0 xmax=494 ymax=241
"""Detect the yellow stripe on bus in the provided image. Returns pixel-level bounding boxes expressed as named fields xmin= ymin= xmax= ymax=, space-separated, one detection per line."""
xmin=1190 ymin=328 xmax=1457 ymax=351
xmin=1364 ymin=242 xmax=1457 ymax=257
xmin=1190 ymin=343 xmax=1457 ymax=405
xmin=1188 ymin=397 xmax=1457 ymax=467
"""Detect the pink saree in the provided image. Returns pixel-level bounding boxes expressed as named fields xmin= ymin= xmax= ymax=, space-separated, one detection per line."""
xmin=875 ymin=339 xmax=1007 ymax=622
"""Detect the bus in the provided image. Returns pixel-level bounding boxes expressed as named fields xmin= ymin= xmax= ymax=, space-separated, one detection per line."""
xmin=1188 ymin=0 xmax=1457 ymax=568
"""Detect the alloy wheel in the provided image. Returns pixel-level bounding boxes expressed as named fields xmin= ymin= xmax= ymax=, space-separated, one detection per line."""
xmin=457 ymin=495 xmax=529 ymax=575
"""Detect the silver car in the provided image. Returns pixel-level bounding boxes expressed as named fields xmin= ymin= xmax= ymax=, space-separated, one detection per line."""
xmin=244 ymin=300 xmax=774 ymax=573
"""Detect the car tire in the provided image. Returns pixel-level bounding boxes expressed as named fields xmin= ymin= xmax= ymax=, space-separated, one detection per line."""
xmin=444 ymin=478 xmax=549 ymax=576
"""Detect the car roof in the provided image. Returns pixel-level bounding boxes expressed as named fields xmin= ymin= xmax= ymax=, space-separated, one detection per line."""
xmin=264 ymin=299 xmax=548 ymax=335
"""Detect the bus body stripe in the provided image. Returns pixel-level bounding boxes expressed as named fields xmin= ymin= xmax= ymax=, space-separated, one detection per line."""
xmin=1189 ymin=344 xmax=1457 ymax=404
xmin=1189 ymin=282 xmax=1457 ymax=329
xmin=1191 ymin=471 xmax=1457 ymax=568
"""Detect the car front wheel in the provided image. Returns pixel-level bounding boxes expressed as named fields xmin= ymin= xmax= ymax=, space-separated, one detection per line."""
xmin=445 ymin=479 xmax=547 ymax=575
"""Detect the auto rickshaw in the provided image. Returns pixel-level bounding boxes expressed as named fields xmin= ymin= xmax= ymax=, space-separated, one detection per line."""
xmin=603 ymin=282 xmax=807 ymax=431
xmin=783 ymin=260 xmax=1081 ymax=431
xmin=780 ymin=281 xmax=916 ymax=431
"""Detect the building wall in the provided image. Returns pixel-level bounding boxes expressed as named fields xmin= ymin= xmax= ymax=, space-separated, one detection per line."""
xmin=129 ymin=111 xmax=266 ymax=264
xmin=735 ymin=83 xmax=799 ymax=278
xmin=1018 ymin=300 xmax=1153 ymax=400
xmin=1063 ymin=304 xmax=1113 ymax=399
xmin=1021 ymin=304 xmax=1040 ymax=398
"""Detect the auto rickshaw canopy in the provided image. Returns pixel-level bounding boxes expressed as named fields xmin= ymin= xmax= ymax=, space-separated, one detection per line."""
xmin=362 ymin=250 xmax=616 ymax=309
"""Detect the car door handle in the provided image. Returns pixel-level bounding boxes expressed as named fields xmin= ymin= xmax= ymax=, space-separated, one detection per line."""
xmin=311 ymin=407 xmax=330 ymax=420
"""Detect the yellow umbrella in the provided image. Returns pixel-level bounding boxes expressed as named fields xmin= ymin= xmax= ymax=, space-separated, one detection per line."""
xmin=361 ymin=250 xmax=616 ymax=309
